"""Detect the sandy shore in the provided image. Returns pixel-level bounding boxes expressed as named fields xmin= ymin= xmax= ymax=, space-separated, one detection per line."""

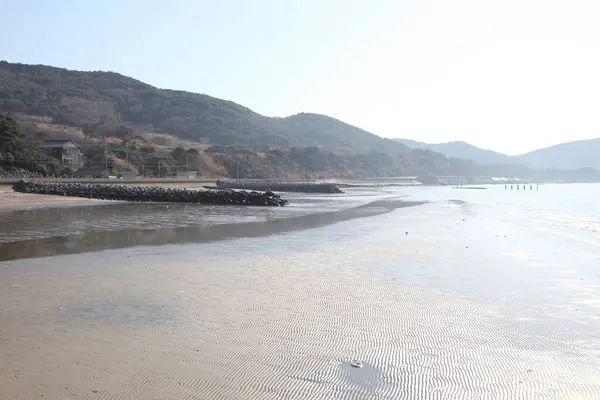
xmin=0 ymin=181 xmax=220 ymax=212
xmin=2 ymin=197 xmax=600 ymax=399
xmin=0 ymin=184 xmax=111 ymax=211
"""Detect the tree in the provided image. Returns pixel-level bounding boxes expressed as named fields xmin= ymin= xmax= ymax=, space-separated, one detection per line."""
xmin=0 ymin=114 xmax=64 ymax=176
xmin=186 ymin=148 xmax=198 ymax=165
xmin=171 ymin=147 xmax=186 ymax=165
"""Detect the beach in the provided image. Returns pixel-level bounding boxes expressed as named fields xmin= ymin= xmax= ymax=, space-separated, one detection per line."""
xmin=0 ymin=181 xmax=228 ymax=212
xmin=1 ymin=185 xmax=600 ymax=399
xmin=0 ymin=184 xmax=111 ymax=211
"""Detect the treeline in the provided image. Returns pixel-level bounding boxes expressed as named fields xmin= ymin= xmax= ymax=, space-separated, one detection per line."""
xmin=0 ymin=114 xmax=68 ymax=177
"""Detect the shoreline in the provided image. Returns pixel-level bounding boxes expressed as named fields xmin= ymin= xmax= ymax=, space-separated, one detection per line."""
xmin=0 ymin=185 xmax=112 ymax=212
xmin=11 ymin=181 xmax=288 ymax=207
xmin=0 ymin=180 xmax=412 ymax=212
xmin=0 ymin=181 xmax=230 ymax=212
xmin=0 ymin=197 xmax=424 ymax=261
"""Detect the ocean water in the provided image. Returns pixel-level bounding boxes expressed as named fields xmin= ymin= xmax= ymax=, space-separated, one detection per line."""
xmin=1 ymin=184 xmax=599 ymax=399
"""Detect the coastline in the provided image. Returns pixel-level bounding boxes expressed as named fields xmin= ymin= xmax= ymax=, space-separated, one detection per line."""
xmin=0 ymin=197 xmax=423 ymax=261
xmin=0 ymin=184 xmax=111 ymax=211
xmin=0 ymin=179 xmax=408 ymax=212
xmin=0 ymin=181 xmax=218 ymax=212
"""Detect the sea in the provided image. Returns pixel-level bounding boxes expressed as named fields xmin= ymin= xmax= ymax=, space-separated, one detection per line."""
xmin=1 ymin=183 xmax=599 ymax=399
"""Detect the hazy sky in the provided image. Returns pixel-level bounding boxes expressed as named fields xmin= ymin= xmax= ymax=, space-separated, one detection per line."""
xmin=2 ymin=0 xmax=600 ymax=155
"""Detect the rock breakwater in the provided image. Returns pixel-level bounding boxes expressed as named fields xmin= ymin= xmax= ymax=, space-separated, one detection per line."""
xmin=216 ymin=180 xmax=344 ymax=193
xmin=12 ymin=181 xmax=288 ymax=206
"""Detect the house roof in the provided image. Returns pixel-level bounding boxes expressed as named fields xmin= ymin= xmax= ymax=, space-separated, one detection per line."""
xmin=42 ymin=140 xmax=80 ymax=148
xmin=75 ymin=167 xmax=108 ymax=175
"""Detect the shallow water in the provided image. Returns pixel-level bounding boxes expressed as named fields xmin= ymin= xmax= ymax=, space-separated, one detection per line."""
xmin=0 ymin=189 xmax=414 ymax=261
xmin=1 ymin=184 xmax=599 ymax=399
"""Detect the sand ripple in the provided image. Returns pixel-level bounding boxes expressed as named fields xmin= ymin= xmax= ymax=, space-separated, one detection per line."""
xmin=1 ymin=201 xmax=599 ymax=399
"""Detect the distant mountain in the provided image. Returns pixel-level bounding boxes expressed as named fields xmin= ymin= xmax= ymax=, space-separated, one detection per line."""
xmin=394 ymin=139 xmax=515 ymax=165
xmin=396 ymin=137 xmax=600 ymax=171
xmin=517 ymin=138 xmax=600 ymax=170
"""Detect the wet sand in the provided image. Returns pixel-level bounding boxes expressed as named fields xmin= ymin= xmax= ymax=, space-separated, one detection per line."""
xmin=0 ymin=198 xmax=422 ymax=261
xmin=2 ymin=195 xmax=600 ymax=399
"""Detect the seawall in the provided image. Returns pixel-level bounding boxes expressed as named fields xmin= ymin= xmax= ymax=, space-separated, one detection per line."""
xmin=12 ymin=181 xmax=288 ymax=207
xmin=216 ymin=180 xmax=344 ymax=193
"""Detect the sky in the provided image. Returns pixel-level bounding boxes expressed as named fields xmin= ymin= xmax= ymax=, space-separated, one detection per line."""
xmin=2 ymin=0 xmax=600 ymax=155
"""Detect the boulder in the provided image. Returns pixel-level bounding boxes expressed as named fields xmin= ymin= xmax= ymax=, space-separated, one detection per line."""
xmin=12 ymin=181 xmax=289 ymax=207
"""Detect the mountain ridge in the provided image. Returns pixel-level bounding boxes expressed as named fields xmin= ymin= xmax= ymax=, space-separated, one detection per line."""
xmin=1 ymin=60 xmax=598 ymax=179
xmin=0 ymin=61 xmax=486 ymax=179
xmin=0 ymin=61 xmax=409 ymax=155
xmin=393 ymin=138 xmax=515 ymax=165
xmin=517 ymin=138 xmax=600 ymax=170
xmin=395 ymin=137 xmax=600 ymax=170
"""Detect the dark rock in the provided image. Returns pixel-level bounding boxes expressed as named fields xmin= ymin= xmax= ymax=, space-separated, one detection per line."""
xmin=216 ymin=180 xmax=344 ymax=194
xmin=12 ymin=181 xmax=288 ymax=207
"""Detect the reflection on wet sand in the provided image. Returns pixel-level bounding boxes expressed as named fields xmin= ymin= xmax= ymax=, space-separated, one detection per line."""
xmin=0 ymin=199 xmax=424 ymax=261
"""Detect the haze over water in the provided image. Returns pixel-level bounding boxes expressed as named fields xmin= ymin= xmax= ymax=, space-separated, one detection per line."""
xmin=1 ymin=184 xmax=600 ymax=399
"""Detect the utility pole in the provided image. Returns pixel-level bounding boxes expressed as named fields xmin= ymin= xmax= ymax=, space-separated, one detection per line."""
xmin=103 ymin=137 xmax=108 ymax=171
xmin=158 ymin=161 xmax=161 ymax=178
xmin=186 ymin=150 xmax=189 ymax=179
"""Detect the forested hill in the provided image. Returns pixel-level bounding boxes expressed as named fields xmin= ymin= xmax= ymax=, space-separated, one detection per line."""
xmin=1 ymin=61 xmax=598 ymax=181
xmin=394 ymin=139 xmax=516 ymax=165
xmin=0 ymin=61 xmax=405 ymax=154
